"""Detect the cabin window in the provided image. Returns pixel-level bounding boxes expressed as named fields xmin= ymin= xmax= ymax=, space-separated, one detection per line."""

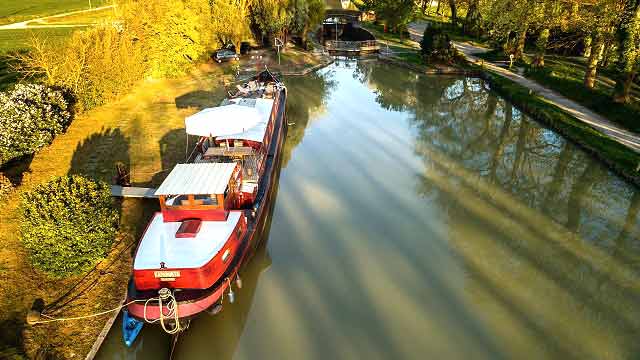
xmin=193 ymin=194 xmax=219 ymax=206
xmin=166 ymin=194 xmax=190 ymax=206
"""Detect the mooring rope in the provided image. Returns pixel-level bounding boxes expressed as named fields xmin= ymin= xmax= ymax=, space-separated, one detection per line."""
xmin=29 ymin=299 xmax=141 ymax=325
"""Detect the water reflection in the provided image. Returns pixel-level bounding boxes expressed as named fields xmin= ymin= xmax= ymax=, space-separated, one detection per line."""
xmin=98 ymin=60 xmax=639 ymax=359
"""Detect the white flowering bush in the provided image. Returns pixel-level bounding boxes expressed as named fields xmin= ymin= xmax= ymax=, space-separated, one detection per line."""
xmin=0 ymin=84 xmax=75 ymax=166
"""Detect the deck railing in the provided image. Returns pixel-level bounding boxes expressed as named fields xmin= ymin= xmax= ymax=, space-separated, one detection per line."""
xmin=325 ymin=40 xmax=380 ymax=52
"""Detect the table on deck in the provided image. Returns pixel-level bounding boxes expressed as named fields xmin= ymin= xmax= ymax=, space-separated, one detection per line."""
xmin=204 ymin=146 xmax=255 ymax=158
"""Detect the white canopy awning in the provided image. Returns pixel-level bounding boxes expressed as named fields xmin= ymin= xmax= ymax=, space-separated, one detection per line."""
xmin=155 ymin=163 xmax=237 ymax=196
xmin=185 ymin=98 xmax=275 ymax=143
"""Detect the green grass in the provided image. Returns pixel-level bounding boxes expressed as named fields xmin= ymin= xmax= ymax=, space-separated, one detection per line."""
xmin=0 ymin=28 xmax=75 ymax=53
xmin=483 ymin=69 xmax=640 ymax=186
xmin=0 ymin=0 xmax=108 ymax=25
xmin=28 ymin=7 xmax=114 ymax=25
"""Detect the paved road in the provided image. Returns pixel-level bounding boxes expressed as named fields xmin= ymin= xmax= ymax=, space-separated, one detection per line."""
xmin=0 ymin=5 xmax=114 ymax=30
xmin=408 ymin=21 xmax=640 ymax=154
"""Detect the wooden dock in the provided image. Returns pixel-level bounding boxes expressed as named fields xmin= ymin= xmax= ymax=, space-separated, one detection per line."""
xmin=111 ymin=185 xmax=158 ymax=199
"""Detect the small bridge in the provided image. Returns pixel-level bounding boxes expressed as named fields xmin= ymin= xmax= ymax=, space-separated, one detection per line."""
xmin=111 ymin=185 xmax=158 ymax=199
xmin=325 ymin=40 xmax=380 ymax=54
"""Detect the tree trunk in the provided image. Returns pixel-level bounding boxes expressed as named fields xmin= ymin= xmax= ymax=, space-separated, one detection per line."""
xmin=421 ymin=0 xmax=428 ymax=14
xmin=613 ymin=0 xmax=640 ymax=103
xmin=583 ymin=35 xmax=592 ymax=57
xmin=436 ymin=0 xmax=442 ymax=15
xmin=514 ymin=23 xmax=529 ymax=59
xmin=614 ymin=70 xmax=637 ymax=103
xmin=448 ymin=0 xmax=457 ymax=28
xmin=584 ymin=33 xmax=605 ymax=89
xmin=463 ymin=0 xmax=481 ymax=37
xmin=532 ymin=28 xmax=549 ymax=67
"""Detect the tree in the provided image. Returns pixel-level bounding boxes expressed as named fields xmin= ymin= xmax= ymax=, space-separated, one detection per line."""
xmin=613 ymin=0 xmax=640 ymax=103
xmin=248 ymin=0 xmax=291 ymax=46
xmin=355 ymin=0 xmax=416 ymax=33
xmin=210 ymin=0 xmax=252 ymax=52
xmin=464 ymin=0 xmax=482 ymax=37
xmin=289 ymin=0 xmax=325 ymax=49
xmin=449 ymin=0 xmax=458 ymax=28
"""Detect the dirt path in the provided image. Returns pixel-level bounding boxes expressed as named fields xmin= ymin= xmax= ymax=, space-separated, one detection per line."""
xmin=0 ymin=5 xmax=114 ymax=30
xmin=408 ymin=21 xmax=640 ymax=154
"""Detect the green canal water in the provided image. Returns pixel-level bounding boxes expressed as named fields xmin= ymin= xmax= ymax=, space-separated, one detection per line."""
xmin=96 ymin=60 xmax=640 ymax=360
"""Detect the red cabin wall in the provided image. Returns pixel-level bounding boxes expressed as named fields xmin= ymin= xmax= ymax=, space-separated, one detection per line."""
xmin=161 ymin=209 xmax=228 ymax=222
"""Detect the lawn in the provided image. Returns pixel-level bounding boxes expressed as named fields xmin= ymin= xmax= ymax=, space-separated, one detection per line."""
xmin=27 ymin=6 xmax=115 ymax=25
xmin=0 ymin=0 xmax=109 ymax=25
xmin=0 ymin=28 xmax=75 ymax=53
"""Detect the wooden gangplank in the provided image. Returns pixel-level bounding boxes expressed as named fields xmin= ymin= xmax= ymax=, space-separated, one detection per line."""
xmin=111 ymin=185 xmax=158 ymax=199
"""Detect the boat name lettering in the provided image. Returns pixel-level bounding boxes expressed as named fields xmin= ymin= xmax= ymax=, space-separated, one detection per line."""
xmin=154 ymin=271 xmax=181 ymax=278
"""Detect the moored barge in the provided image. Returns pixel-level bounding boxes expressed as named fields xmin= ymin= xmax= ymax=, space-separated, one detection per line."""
xmin=124 ymin=70 xmax=287 ymax=339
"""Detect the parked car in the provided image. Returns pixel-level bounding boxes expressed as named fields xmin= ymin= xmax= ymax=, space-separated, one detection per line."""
xmin=212 ymin=49 xmax=239 ymax=63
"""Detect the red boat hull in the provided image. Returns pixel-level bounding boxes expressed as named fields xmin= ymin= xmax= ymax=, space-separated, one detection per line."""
xmin=127 ymin=85 xmax=287 ymax=322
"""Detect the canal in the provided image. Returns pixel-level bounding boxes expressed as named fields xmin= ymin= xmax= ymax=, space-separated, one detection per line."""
xmin=96 ymin=59 xmax=640 ymax=359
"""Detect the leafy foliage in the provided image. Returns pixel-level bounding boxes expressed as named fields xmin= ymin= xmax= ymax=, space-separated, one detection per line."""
xmin=20 ymin=175 xmax=118 ymax=277
xmin=420 ymin=26 xmax=454 ymax=62
xmin=0 ymin=173 xmax=12 ymax=199
xmin=354 ymin=0 xmax=415 ymax=32
xmin=0 ymin=84 xmax=75 ymax=165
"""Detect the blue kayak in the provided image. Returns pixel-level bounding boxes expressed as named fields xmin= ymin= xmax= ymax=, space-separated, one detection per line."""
xmin=122 ymin=310 xmax=143 ymax=347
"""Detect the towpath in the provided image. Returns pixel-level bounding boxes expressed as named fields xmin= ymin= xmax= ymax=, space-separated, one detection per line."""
xmin=407 ymin=21 xmax=640 ymax=154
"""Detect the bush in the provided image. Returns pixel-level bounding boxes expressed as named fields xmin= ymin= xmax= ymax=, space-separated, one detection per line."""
xmin=420 ymin=26 xmax=454 ymax=63
xmin=0 ymin=174 xmax=12 ymax=199
xmin=20 ymin=175 xmax=119 ymax=277
xmin=0 ymin=84 xmax=75 ymax=166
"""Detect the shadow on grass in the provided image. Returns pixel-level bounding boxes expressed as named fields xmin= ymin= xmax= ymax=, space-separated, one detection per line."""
xmin=151 ymin=128 xmax=187 ymax=187
xmin=68 ymin=127 xmax=130 ymax=184
xmin=175 ymin=90 xmax=225 ymax=110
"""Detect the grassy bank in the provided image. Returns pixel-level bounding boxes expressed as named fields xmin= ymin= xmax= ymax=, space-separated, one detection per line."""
xmin=0 ymin=0 xmax=108 ymax=25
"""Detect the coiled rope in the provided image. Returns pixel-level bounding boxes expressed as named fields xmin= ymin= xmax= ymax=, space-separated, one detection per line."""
xmin=143 ymin=288 xmax=182 ymax=334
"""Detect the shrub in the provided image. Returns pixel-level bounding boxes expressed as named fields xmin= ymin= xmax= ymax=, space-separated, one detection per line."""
xmin=420 ymin=26 xmax=454 ymax=63
xmin=0 ymin=174 xmax=12 ymax=199
xmin=0 ymin=84 xmax=75 ymax=166
xmin=20 ymin=175 xmax=118 ymax=277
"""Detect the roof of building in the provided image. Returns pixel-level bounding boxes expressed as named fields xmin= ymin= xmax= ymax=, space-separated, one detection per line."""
xmin=185 ymin=98 xmax=274 ymax=142
xmin=155 ymin=163 xmax=237 ymax=196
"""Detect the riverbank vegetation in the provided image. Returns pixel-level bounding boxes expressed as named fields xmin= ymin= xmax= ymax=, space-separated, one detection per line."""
xmin=359 ymin=0 xmax=640 ymax=134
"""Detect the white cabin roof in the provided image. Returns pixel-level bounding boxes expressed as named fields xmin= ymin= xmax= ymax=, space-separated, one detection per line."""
xmin=133 ymin=212 xmax=241 ymax=270
xmin=155 ymin=163 xmax=237 ymax=196
xmin=185 ymin=98 xmax=274 ymax=143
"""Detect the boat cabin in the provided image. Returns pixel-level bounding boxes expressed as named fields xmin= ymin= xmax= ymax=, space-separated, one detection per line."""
xmin=155 ymin=163 xmax=241 ymax=222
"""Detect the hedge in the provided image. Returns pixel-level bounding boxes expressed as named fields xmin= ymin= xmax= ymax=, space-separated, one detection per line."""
xmin=0 ymin=84 xmax=75 ymax=166
xmin=20 ymin=175 xmax=118 ymax=277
